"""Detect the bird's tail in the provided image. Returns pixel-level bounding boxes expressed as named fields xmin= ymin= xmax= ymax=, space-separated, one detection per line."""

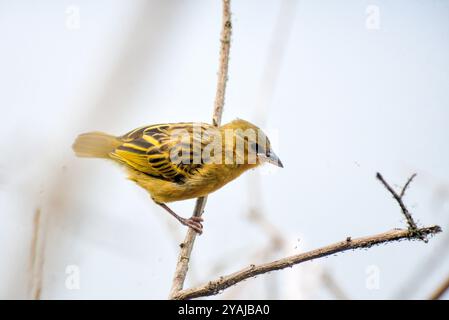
xmin=72 ymin=132 xmax=121 ymax=158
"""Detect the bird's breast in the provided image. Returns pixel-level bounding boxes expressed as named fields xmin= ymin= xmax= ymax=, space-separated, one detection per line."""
xmin=127 ymin=163 xmax=256 ymax=203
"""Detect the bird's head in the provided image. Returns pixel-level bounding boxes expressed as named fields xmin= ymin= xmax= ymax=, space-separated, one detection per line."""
xmin=220 ymin=119 xmax=283 ymax=168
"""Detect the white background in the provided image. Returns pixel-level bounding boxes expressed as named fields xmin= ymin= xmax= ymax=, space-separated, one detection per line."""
xmin=0 ymin=0 xmax=448 ymax=299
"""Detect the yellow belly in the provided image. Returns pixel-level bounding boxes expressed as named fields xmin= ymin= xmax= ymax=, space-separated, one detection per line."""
xmin=125 ymin=163 xmax=256 ymax=203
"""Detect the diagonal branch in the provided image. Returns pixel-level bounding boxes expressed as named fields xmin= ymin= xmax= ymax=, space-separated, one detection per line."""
xmin=172 ymin=226 xmax=441 ymax=300
xmin=376 ymin=173 xmax=421 ymax=236
xmin=28 ymin=208 xmax=45 ymax=300
xmin=169 ymin=0 xmax=232 ymax=298
xmin=171 ymin=173 xmax=441 ymax=300
xmin=429 ymin=271 xmax=449 ymax=300
xmin=400 ymin=173 xmax=417 ymax=198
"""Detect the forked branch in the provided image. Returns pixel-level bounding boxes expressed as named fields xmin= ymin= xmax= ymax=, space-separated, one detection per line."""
xmin=376 ymin=173 xmax=419 ymax=232
xmin=172 ymin=226 xmax=440 ymax=300
xmin=171 ymin=173 xmax=441 ymax=299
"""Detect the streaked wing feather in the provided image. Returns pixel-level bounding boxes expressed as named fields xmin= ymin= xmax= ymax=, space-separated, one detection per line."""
xmin=110 ymin=123 xmax=216 ymax=183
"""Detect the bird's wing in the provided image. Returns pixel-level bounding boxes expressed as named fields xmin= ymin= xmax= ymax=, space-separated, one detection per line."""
xmin=110 ymin=123 xmax=217 ymax=183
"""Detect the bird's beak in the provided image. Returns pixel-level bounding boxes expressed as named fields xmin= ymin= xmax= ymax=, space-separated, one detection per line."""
xmin=259 ymin=151 xmax=284 ymax=168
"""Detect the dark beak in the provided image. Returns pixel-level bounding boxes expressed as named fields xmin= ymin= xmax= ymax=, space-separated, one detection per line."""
xmin=265 ymin=151 xmax=284 ymax=168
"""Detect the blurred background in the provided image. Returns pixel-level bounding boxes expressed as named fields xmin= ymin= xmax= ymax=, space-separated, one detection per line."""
xmin=1 ymin=0 xmax=448 ymax=299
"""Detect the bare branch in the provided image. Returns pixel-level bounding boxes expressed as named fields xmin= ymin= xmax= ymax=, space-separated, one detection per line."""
xmin=321 ymin=270 xmax=350 ymax=300
xmin=394 ymin=216 xmax=449 ymax=299
xmin=169 ymin=197 xmax=207 ymax=296
xmin=28 ymin=208 xmax=45 ymax=300
xmin=212 ymin=0 xmax=232 ymax=127
xmin=376 ymin=172 xmax=420 ymax=233
xmin=172 ymin=226 xmax=441 ymax=300
xmin=169 ymin=173 xmax=440 ymax=299
xmin=169 ymin=0 xmax=232 ymax=298
xmin=429 ymin=272 xmax=449 ymax=300
xmin=400 ymin=173 xmax=417 ymax=198
xmin=248 ymin=209 xmax=284 ymax=249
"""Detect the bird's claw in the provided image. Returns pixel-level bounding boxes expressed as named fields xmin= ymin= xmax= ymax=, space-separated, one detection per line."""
xmin=182 ymin=216 xmax=203 ymax=234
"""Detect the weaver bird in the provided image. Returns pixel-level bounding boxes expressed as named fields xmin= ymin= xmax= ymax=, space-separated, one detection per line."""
xmin=73 ymin=119 xmax=283 ymax=234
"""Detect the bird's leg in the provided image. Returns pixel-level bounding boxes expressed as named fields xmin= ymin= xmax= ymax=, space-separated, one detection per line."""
xmin=157 ymin=203 xmax=203 ymax=234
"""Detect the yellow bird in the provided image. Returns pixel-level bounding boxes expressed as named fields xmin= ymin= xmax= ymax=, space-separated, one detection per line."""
xmin=72 ymin=119 xmax=283 ymax=234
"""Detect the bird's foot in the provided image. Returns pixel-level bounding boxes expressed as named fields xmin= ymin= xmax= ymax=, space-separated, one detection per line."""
xmin=181 ymin=216 xmax=203 ymax=234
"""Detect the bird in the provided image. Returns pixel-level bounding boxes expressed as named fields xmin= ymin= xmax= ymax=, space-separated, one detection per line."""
xmin=72 ymin=119 xmax=283 ymax=234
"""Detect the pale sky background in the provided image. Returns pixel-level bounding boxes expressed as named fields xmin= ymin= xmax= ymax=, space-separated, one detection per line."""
xmin=0 ymin=0 xmax=448 ymax=299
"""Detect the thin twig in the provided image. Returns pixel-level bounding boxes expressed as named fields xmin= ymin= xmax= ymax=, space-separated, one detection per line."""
xmin=212 ymin=0 xmax=232 ymax=127
xmin=400 ymin=173 xmax=417 ymax=198
xmin=248 ymin=209 xmax=284 ymax=249
xmin=169 ymin=198 xmax=207 ymax=296
xmin=172 ymin=226 xmax=441 ymax=299
xmin=169 ymin=0 xmax=232 ymax=298
xmin=394 ymin=215 xmax=449 ymax=299
xmin=28 ymin=208 xmax=45 ymax=300
xmin=376 ymin=172 xmax=419 ymax=232
xmin=429 ymin=272 xmax=449 ymax=300
xmin=321 ymin=270 xmax=350 ymax=300
xmin=171 ymin=173 xmax=440 ymax=299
